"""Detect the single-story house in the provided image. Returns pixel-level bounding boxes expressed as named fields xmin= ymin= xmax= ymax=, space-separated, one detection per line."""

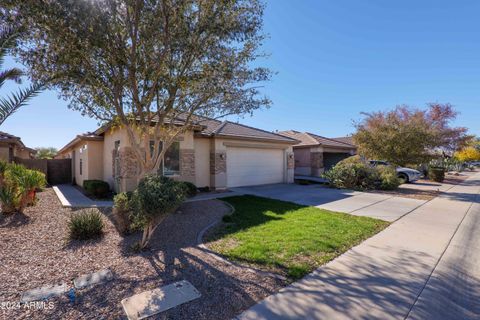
xmin=278 ymin=130 xmax=356 ymax=177
xmin=332 ymin=136 xmax=355 ymax=147
xmin=56 ymin=118 xmax=297 ymax=192
xmin=0 ymin=131 xmax=36 ymax=162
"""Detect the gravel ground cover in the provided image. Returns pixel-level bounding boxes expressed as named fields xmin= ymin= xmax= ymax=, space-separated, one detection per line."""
xmin=0 ymin=189 xmax=286 ymax=319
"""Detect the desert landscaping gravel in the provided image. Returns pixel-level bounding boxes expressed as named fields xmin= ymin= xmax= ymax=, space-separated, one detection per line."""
xmin=0 ymin=189 xmax=286 ymax=319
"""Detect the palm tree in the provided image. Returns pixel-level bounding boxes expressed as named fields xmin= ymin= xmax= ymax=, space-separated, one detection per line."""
xmin=0 ymin=26 xmax=42 ymax=126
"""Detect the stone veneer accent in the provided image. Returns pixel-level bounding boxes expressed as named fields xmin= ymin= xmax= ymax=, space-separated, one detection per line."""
xmin=311 ymin=151 xmax=324 ymax=169
xmin=180 ymin=149 xmax=195 ymax=179
xmin=287 ymin=152 xmax=295 ymax=169
xmin=210 ymin=152 xmax=226 ymax=175
xmin=118 ymin=147 xmax=139 ymax=178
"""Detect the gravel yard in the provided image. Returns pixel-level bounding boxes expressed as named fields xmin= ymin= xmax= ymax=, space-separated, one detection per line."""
xmin=0 ymin=189 xmax=286 ymax=319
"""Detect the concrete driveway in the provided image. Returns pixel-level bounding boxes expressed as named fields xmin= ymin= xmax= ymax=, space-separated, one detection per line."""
xmin=235 ymin=172 xmax=480 ymax=320
xmin=231 ymin=184 xmax=427 ymax=222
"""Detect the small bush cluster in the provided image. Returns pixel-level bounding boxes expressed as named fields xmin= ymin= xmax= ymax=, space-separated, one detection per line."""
xmin=0 ymin=161 xmax=46 ymax=214
xmin=323 ymin=156 xmax=400 ymax=191
xmin=428 ymin=167 xmax=445 ymax=182
xmin=113 ymin=176 xmax=191 ymax=246
xmin=83 ymin=180 xmax=110 ymax=198
xmin=180 ymin=181 xmax=198 ymax=198
xmin=376 ymin=165 xmax=401 ymax=190
xmin=68 ymin=209 xmax=104 ymax=240
xmin=113 ymin=191 xmax=146 ymax=234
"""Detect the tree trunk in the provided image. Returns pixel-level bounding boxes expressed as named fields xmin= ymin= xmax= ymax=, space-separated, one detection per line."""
xmin=139 ymin=215 xmax=168 ymax=250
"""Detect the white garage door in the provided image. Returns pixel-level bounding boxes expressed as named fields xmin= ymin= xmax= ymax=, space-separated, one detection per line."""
xmin=227 ymin=147 xmax=285 ymax=187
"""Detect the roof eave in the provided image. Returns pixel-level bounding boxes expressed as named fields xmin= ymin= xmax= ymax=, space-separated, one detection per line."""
xmin=57 ymin=135 xmax=104 ymax=155
xmin=213 ymin=133 xmax=299 ymax=144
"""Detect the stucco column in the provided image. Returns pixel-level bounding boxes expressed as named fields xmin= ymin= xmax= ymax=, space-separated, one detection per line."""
xmin=286 ymin=150 xmax=295 ymax=183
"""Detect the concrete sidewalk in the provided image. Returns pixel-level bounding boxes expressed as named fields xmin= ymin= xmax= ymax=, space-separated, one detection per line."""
xmin=53 ymin=184 xmax=113 ymax=208
xmin=236 ymin=172 xmax=480 ymax=320
xmin=406 ymin=202 xmax=480 ymax=320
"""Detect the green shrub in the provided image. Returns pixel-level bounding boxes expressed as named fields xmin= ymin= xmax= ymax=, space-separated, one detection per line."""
xmin=113 ymin=192 xmax=133 ymax=234
xmin=198 ymin=186 xmax=210 ymax=192
xmin=135 ymin=174 xmax=187 ymax=248
xmin=180 ymin=181 xmax=197 ymax=197
xmin=0 ymin=184 xmax=19 ymax=213
xmin=68 ymin=209 xmax=104 ymax=240
xmin=113 ymin=191 xmax=132 ymax=212
xmin=377 ymin=166 xmax=401 ymax=190
xmin=323 ymin=156 xmax=379 ymax=190
xmin=83 ymin=180 xmax=110 ymax=198
xmin=429 ymin=167 xmax=445 ymax=182
xmin=323 ymin=156 xmax=400 ymax=191
xmin=0 ymin=163 xmax=46 ymax=214
xmin=136 ymin=175 xmax=186 ymax=219
xmin=0 ymin=160 xmax=8 ymax=185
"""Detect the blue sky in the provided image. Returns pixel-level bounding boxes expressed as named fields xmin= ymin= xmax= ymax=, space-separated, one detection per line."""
xmin=1 ymin=0 xmax=480 ymax=149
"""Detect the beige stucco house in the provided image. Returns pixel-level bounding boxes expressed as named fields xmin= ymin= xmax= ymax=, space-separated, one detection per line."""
xmin=57 ymin=118 xmax=297 ymax=192
xmin=0 ymin=131 xmax=36 ymax=162
xmin=278 ymin=130 xmax=356 ymax=177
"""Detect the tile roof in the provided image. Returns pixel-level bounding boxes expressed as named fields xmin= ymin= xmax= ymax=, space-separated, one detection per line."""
xmin=278 ymin=130 xmax=356 ymax=149
xmin=0 ymin=131 xmax=36 ymax=153
xmin=0 ymin=131 xmax=21 ymax=142
xmin=205 ymin=121 xmax=297 ymax=142
xmin=332 ymin=136 xmax=355 ymax=146
xmin=57 ymin=132 xmax=104 ymax=154
xmin=61 ymin=116 xmax=296 ymax=155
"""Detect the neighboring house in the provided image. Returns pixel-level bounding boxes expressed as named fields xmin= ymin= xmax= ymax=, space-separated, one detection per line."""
xmin=278 ymin=130 xmax=356 ymax=177
xmin=0 ymin=131 xmax=36 ymax=162
xmin=57 ymin=118 xmax=297 ymax=192
xmin=332 ymin=136 xmax=356 ymax=147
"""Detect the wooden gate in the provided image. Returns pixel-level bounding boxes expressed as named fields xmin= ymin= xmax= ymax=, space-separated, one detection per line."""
xmin=15 ymin=158 xmax=72 ymax=185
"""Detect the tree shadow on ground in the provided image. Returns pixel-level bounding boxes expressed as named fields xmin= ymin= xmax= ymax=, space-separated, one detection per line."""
xmin=237 ymin=246 xmax=480 ymax=320
xmin=0 ymin=212 xmax=30 ymax=228
xmin=33 ymin=199 xmax=280 ymax=320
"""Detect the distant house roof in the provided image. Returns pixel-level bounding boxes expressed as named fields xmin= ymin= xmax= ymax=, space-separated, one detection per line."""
xmin=332 ymin=136 xmax=356 ymax=146
xmin=278 ymin=130 xmax=356 ymax=149
xmin=0 ymin=131 xmax=36 ymax=154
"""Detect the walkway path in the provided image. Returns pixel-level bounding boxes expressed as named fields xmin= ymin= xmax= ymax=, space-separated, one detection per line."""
xmin=236 ymin=172 xmax=480 ymax=319
xmin=53 ymin=184 xmax=113 ymax=208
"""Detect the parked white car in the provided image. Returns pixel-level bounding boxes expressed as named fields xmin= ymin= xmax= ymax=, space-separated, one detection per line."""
xmin=467 ymin=161 xmax=480 ymax=167
xmin=369 ymin=160 xmax=422 ymax=183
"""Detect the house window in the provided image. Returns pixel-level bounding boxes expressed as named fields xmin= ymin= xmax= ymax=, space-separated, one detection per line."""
xmin=79 ymin=158 xmax=83 ymax=175
xmin=163 ymin=142 xmax=180 ymax=176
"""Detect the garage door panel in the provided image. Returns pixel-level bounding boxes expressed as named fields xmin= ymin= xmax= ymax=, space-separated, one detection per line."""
xmin=227 ymin=147 xmax=284 ymax=187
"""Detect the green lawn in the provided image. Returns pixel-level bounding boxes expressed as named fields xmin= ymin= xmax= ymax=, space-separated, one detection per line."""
xmin=206 ymin=195 xmax=389 ymax=279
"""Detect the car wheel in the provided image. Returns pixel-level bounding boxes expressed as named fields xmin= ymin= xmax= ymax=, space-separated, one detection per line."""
xmin=398 ymin=173 xmax=409 ymax=184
